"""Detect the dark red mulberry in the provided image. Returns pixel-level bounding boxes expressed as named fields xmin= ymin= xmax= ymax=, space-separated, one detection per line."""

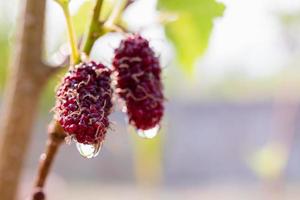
xmin=55 ymin=62 xmax=113 ymax=144
xmin=113 ymin=34 xmax=164 ymax=130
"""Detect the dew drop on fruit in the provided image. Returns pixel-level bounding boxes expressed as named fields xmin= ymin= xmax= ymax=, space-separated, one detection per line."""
xmin=136 ymin=125 xmax=160 ymax=139
xmin=76 ymin=141 xmax=103 ymax=159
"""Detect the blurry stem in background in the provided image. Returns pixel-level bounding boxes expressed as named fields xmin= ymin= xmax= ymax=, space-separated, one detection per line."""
xmin=56 ymin=0 xmax=80 ymax=64
xmin=130 ymin=127 xmax=163 ymax=186
xmin=104 ymin=0 xmax=128 ymax=30
xmin=82 ymin=0 xmax=104 ymax=55
xmin=0 ymin=0 xmax=62 ymax=199
xmin=263 ymin=83 xmax=299 ymax=200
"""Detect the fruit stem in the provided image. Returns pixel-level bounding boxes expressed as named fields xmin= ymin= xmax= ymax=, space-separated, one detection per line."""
xmin=82 ymin=0 xmax=104 ymax=56
xmin=31 ymin=121 xmax=66 ymax=200
xmin=105 ymin=0 xmax=128 ymax=29
xmin=58 ymin=1 xmax=80 ymax=64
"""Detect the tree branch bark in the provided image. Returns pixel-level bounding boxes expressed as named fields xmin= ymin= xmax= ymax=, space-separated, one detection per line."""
xmin=0 ymin=0 xmax=57 ymax=199
xmin=33 ymin=121 xmax=65 ymax=189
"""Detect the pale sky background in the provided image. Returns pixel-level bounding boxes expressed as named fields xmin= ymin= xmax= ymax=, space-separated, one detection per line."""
xmin=201 ymin=0 xmax=300 ymax=80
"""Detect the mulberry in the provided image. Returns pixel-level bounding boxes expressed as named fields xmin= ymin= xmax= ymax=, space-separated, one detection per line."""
xmin=55 ymin=62 xmax=113 ymax=144
xmin=113 ymin=34 xmax=164 ymax=131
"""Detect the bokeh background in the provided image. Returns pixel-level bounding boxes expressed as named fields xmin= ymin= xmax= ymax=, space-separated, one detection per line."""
xmin=1 ymin=0 xmax=300 ymax=199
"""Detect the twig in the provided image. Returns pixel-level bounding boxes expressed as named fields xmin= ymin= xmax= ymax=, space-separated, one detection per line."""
xmin=30 ymin=0 xmax=108 ymax=198
xmin=30 ymin=1 xmax=132 ymax=199
xmin=31 ymin=188 xmax=45 ymax=200
xmin=82 ymin=0 xmax=104 ymax=55
xmin=104 ymin=0 xmax=128 ymax=28
xmin=31 ymin=121 xmax=66 ymax=200
xmin=55 ymin=0 xmax=80 ymax=64
xmin=34 ymin=121 xmax=66 ymax=188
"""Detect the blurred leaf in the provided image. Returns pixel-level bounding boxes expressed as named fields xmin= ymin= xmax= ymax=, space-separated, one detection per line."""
xmin=72 ymin=0 xmax=116 ymax=36
xmin=158 ymin=0 xmax=225 ymax=75
xmin=100 ymin=0 xmax=115 ymax=21
xmin=100 ymin=0 xmax=127 ymax=27
xmin=73 ymin=0 xmax=94 ymax=36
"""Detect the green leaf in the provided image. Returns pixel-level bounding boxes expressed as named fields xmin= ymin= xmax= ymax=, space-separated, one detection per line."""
xmin=72 ymin=0 xmax=94 ymax=36
xmin=72 ymin=0 xmax=116 ymax=36
xmin=100 ymin=0 xmax=116 ymax=21
xmin=54 ymin=0 xmax=70 ymax=6
xmin=158 ymin=0 xmax=225 ymax=75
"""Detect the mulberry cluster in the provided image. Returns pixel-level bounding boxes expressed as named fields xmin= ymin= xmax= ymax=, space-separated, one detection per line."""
xmin=113 ymin=34 xmax=164 ymax=130
xmin=55 ymin=62 xmax=113 ymax=144
xmin=55 ymin=34 xmax=164 ymax=146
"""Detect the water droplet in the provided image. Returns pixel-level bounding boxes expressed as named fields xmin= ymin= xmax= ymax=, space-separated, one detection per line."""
xmin=137 ymin=125 xmax=160 ymax=139
xmin=76 ymin=141 xmax=103 ymax=159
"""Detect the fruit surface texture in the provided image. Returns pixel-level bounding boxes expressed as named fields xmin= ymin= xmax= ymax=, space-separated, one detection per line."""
xmin=55 ymin=62 xmax=113 ymax=144
xmin=113 ymin=34 xmax=164 ymax=130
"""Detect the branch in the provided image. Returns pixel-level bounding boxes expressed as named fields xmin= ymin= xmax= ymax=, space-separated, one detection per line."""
xmin=82 ymin=0 xmax=104 ymax=56
xmin=104 ymin=0 xmax=128 ymax=29
xmin=28 ymin=2 xmax=108 ymax=198
xmin=30 ymin=121 xmax=66 ymax=200
xmin=0 ymin=0 xmax=54 ymax=199
xmin=55 ymin=0 xmax=80 ymax=64
xmin=31 ymin=188 xmax=45 ymax=200
xmin=27 ymin=1 xmax=130 ymax=200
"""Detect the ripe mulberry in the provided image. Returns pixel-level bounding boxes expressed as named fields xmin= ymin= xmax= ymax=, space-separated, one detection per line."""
xmin=55 ymin=62 xmax=113 ymax=144
xmin=113 ymin=34 xmax=164 ymax=131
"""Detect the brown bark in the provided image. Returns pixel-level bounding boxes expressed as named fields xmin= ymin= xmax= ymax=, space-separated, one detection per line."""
xmin=0 ymin=0 xmax=56 ymax=199
xmin=29 ymin=121 xmax=66 ymax=200
xmin=33 ymin=121 xmax=65 ymax=189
